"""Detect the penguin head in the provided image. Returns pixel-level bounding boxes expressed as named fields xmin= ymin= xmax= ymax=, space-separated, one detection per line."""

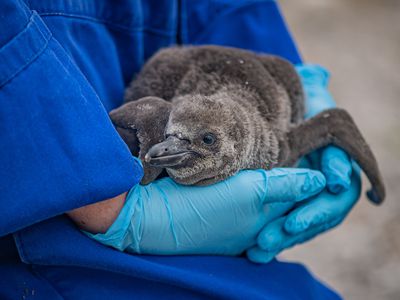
xmin=145 ymin=92 xmax=253 ymax=185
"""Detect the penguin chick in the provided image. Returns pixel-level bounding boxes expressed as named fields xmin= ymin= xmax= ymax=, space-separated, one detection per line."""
xmin=110 ymin=46 xmax=385 ymax=204
xmin=146 ymin=90 xmax=281 ymax=186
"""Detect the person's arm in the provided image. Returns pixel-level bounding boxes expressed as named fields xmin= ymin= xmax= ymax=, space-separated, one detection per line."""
xmin=67 ymin=193 xmax=127 ymax=234
xmin=0 ymin=0 xmax=142 ymax=236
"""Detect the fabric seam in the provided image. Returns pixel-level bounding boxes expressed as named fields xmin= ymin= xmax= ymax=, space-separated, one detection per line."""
xmin=39 ymin=12 xmax=176 ymax=37
xmin=13 ymin=232 xmax=29 ymax=264
xmin=0 ymin=38 xmax=50 ymax=88
xmin=30 ymin=265 xmax=66 ymax=299
xmin=0 ymin=12 xmax=52 ymax=88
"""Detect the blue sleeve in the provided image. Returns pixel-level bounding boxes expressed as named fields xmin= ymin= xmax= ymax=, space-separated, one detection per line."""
xmin=0 ymin=0 xmax=143 ymax=236
xmin=10 ymin=215 xmax=341 ymax=300
xmin=0 ymin=0 xmax=31 ymax=47
xmin=180 ymin=0 xmax=302 ymax=64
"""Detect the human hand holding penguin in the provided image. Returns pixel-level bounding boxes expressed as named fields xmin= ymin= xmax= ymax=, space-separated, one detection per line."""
xmin=100 ymin=46 xmax=383 ymax=262
xmin=87 ymin=165 xmax=327 ymax=256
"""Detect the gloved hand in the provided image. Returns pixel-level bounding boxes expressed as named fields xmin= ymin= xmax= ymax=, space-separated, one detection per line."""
xmin=86 ymin=165 xmax=326 ymax=256
xmin=298 ymin=64 xmax=354 ymax=192
xmin=247 ymin=64 xmax=361 ymax=263
xmin=247 ymin=163 xmax=361 ymax=263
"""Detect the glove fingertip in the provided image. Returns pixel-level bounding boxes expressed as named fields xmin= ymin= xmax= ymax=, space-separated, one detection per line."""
xmin=327 ymin=178 xmax=351 ymax=194
xmin=323 ymin=162 xmax=352 ymax=195
xmin=247 ymin=248 xmax=276 ymax=264
xmin=321 ymin=147 xmax=352 ymax=181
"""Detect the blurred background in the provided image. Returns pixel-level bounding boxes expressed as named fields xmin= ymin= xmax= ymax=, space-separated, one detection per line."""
xmin=279 ymin=0 xmax=400 ymax=299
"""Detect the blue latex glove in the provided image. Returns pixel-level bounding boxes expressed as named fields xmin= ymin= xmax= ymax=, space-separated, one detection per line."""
xmin=247 ymin=166 xmax=361 ymax=263
xmin=247 ymin=64 xmax=361 ymax=263
xmin=87 ymin=166 xmax=326 ymax=256
xmin=298 ymin=64 xmax=352 ymax=193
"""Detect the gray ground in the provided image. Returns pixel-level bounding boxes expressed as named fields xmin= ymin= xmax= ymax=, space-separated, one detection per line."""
xmin=278 ymin=1 xmax=400 ymax=299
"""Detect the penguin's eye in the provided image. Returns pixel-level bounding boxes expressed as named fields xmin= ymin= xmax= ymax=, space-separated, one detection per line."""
xmin=202 ymin=133 xmax=216 ymax=145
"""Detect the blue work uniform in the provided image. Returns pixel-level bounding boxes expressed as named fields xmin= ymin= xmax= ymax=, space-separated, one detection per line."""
xmin=0 ymin=1 xmax=340 ymax=299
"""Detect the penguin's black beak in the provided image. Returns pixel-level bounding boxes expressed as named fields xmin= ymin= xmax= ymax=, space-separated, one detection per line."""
xmin=145 ymin=136 xmax=196 ymax=167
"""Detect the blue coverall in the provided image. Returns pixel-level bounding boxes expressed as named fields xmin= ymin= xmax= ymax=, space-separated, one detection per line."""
xmin=0 ymin=1 xmax=341 ymax=299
